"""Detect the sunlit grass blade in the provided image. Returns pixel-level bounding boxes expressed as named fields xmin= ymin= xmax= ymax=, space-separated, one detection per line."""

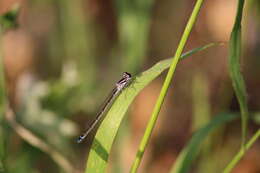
xmin=170 ymin=113 xmax=239 ymax=173
xmin=85 ymin=43 xmax=218 ymax=173
xmin=228 ymin=0 xmax=248 ymax=149
xmin=130 ymin=0 xmax=205 ymax=172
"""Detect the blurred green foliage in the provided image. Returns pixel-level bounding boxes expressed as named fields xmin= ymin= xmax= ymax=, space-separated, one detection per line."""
xmin=0 ymin=0 xmax=259 ymax=173
xmin=0 ymin=4 xmax=19 ymax=32
xmin=0 ymin=4 xmax=20 ymax=173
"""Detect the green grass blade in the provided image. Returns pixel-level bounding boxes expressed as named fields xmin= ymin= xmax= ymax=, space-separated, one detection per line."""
xmin=170 ymin=113 xmax=239 ymax=173
xmin=228 ymin=0 xmax=248 ymax=149
xmin=130 ymin=0 xmax=204 ymax=172
xmin=84 ymin=43 xmax=216 ymax=173
xmin=223 ymin=129 xmax=260 ymax=173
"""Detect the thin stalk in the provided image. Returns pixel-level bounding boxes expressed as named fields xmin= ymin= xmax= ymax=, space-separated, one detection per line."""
xmin=130 ymin=0 xmax=204 ymax=172
xmin=223 ymin=129 xmax=260 ymax=173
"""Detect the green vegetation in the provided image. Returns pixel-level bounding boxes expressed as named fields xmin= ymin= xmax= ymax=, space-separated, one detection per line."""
xmin=0 ymin=0 xmax=259 ymax=173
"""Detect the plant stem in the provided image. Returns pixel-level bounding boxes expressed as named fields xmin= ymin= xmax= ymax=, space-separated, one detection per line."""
xmin=130 ymin=0 xmax=204 ymax=172
xmin=223 ymin=129 xmax=260 ymax=173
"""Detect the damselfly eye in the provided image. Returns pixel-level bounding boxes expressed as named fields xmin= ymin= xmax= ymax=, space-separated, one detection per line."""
xmin=123 ymin=72 xmax=131 ymax=78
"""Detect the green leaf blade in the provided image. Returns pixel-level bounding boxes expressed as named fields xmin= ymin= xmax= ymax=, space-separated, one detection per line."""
xmin=228 ymin=0 xmax=248 ymax=150
xmin=170 ymin=113 xmax=239 ymax=173
xmin=84 ymin=43 xmax=219 ymax=173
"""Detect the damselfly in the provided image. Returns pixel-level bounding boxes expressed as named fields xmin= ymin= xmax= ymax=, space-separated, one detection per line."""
xmin=77 ymin=72 xmax=132 ymax=143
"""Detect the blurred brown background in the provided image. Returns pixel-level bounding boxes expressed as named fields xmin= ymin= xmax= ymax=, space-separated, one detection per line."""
xmin=0 ymin=0 xmax=260 ymax=173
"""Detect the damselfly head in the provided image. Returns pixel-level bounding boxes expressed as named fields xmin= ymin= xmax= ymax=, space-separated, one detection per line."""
xmin=122 ymin=72 xmax=131 ymax=78
xmin=116 ymin=72 xmax=132 ymax=88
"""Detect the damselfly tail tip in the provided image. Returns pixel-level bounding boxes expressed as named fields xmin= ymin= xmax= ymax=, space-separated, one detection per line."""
xmin=77 ymin=135 xmax=84 ymax=143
